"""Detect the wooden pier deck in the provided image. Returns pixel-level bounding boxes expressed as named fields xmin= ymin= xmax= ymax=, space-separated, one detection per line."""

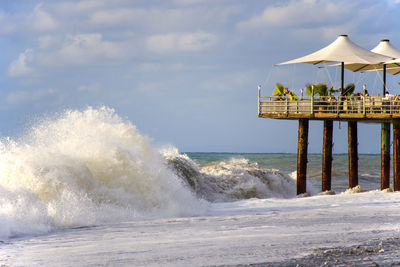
xmin=258 ymin=96 xmax=400 ymax=122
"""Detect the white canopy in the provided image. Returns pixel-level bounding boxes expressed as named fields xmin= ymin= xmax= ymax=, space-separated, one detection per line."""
xmin=277 ymin=35 xmax=392 ymax=70
xmin=353 ymin=39 xmax=400 ymax=74
xmin=384 ymin=58 xmax=400 ymax=75
xmin=371 ymin=39 xmax=400 ymax=58
xmin=276 ymin=35 xmax=393 ymax=93
xmin=371 ymin=39 xmax=400 ymax=75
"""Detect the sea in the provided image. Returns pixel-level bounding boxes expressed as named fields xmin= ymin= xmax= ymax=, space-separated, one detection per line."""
xmin=0 ymin=107 xmax=400 ymax=266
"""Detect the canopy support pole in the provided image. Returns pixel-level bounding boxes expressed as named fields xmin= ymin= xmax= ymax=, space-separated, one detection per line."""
xmin=383 ymin=64 xmax=387 ymax=94
xmin=341 ymin=62 xmax=344 ymax=95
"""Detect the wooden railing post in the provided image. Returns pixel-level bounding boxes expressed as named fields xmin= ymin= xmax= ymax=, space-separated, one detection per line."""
xmin=362 ymin=96 xmax=365 ymax=115
xmin=285 ymin=98 xmax=288 ymax=115
xmin=311 ymin=86 xmax=314 ymax=114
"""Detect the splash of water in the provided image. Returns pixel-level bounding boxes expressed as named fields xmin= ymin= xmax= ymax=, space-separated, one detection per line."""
xmin=0 ymin=107 xmax=200 ymax=239
xmin=0 ymin=106 xmax=303 ymax=240
xmin=163 ymin=148 xmax=296 ymax=202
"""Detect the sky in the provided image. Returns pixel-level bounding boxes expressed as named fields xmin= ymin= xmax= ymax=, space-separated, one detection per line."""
xmin=1 ymin=0 xmax=400 ymax=153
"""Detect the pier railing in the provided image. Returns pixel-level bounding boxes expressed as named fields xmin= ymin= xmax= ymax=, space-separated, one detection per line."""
xmin=258 ymin=95 xmax=400 ymax=121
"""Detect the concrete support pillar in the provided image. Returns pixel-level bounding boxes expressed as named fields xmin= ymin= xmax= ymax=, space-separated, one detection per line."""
xmin=297 ymin=119 xmax=309 ymax=195
xmin=393 ymin=120 xmax=400 ymax=191
xmin=381 ymin=123 xmax=391 ymax=190
xmin=348 ymin=121 xmax=358 ymax=188
xmin=322 ymin=120 xmax=333 ymax=192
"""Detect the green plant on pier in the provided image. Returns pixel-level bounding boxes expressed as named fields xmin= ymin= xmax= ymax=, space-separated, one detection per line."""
xmin=341 ymin=83 xmax=355 ymax=96
xmin=273 ymin=83 xmax=298 ymax=100
xmin=306 ymin=83 xmax=354 ymax=97
xmin=306 ymin=83 xmax=330 ymax=97
xmin=273 ymin=83 xmax=287 ymax=96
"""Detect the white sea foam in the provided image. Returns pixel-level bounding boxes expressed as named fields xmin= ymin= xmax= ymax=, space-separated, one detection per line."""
xmin=163 ymin=149 xmax=297 ymax=201
xmin=343 ymin=185 xmax=364 ymax=194
xmin=0 ymin=107 xmax=201 ymax=239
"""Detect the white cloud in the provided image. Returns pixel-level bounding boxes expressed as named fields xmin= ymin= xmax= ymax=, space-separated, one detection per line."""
xmin=147 ymin=32 xmax=218 ymax=54
xmin=89 ymin=8 xmax=135 ymax=27
xmin=86 ymin=5 xmax=237 ymax=33
xmin=6 ymin=88 xmax=57 ymax=106
xmin=237 ymin=0 xmax=350 ymax=31
xmin=88 ymin=8 xmax=186 ymax=31
xmin=8 ymin=33 xmax=128 ymax=77
xmin=8 ymin=49 xmax=34 ymax=77
xmin=0 ymin=3 xmax=58 ymax=35
xmin=38 ymin=35 xmax=61 ymax=50
xmin=36 ymin=33 xmax=127 ymax=67
xmin=55 ymin=0 xmax=131 ymax=14
xmin=31 ymin=3 xmax=58 ymax=32
xmin=57 ymin=33 xmax=125 ymax=64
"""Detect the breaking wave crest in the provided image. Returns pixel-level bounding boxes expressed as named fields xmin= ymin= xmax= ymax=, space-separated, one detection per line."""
xmin=0 ymin=106 xmax=297 ymax=240
xmin=163 ymin=149 xmax=296 ymax=202
xmin=0 ymin=107 xmax=200 ymax=239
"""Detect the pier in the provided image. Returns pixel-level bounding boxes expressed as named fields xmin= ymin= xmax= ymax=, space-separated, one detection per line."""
xmin=258 ymin=92 xmax=400 ymax=194
xmin=260 ymin=34 xmax=400 ymax=194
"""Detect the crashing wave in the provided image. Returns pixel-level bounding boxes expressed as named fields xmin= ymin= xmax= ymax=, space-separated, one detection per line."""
xmin=0 ymin=106 xmax=299 ymax=239
xmin=162 ymin=148 xmax=296 ymax=202
xmin=0 ymin=107 xmax=201 ymax=239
